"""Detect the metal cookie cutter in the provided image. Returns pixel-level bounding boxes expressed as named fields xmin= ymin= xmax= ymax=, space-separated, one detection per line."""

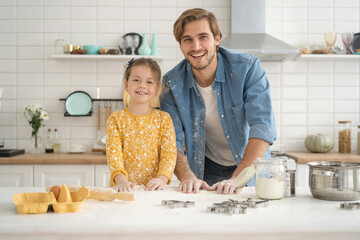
xmin=207 ymin=198 xmax=269 ymax=215
xmin=161 ymin=200 xmax=195 ymax=208
xmin=340 ymin=202 xmax=360 ymax=210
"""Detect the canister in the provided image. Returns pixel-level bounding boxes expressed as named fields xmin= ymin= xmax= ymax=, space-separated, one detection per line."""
xmin=338 ymin=121 xmax=351 ymax=153
xmin=255 ymin=157 xmax=286 ymax=200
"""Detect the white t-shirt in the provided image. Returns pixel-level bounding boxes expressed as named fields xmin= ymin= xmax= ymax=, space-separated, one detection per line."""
xmin=196 ymin=83 xmax=236 ymax=166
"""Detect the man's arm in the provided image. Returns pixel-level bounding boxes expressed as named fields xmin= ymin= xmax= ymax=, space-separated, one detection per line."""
xmin=212 ymin=138 xmax=269 ymax=195
xmin=174 ymin=150 xmax=211 ymax=194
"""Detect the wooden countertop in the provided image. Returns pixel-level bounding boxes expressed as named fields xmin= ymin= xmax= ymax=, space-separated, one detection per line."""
xmin=286 ymin=151 xmax=360 ymax=164
xmin=0 ymin=152 xmax=107 ymax=164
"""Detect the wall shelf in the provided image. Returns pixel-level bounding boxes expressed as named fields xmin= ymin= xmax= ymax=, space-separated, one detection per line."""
xmin=51 ymin=54 xmax=163 ymax=61
xmin=296 ymin=54 xmax=360 ymax=61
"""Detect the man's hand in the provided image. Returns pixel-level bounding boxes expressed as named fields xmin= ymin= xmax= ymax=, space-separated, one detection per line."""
xmin=211 ymin=178 xmax=241 ymax=195
xmin=144 ymin=175 xmax=168 ymax=191
xmin=179 ymin=173 xmax=212 ymax=194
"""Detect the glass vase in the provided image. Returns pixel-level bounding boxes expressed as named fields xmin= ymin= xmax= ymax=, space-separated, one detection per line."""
xmin=138 ymin=33 xmax=151 ymax=55
xmin=30 ymin=134 xmax=43 ymax=154
xmin=150 ymin=33 xmax=159 ymax=56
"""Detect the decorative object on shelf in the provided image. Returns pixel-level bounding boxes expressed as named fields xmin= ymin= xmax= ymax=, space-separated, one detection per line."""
xmin=350 ymin=32 xmax=360 ymax=54
xmin=304 ymin=134 xmax=334 ymax=153
xmin=119 ymin=33 xmax=142 ymax=55
xmin=341 ymin=32 xmax=354 ymax=54
xmin=338 ymin=121 xmax=351 ymax=153
xmin=24 ymin=104 xmax=49 ymax=154
xmin=138 ymin=33 xmax=151 ymax=56
xmin=109 ymin=49 xmax=119 ymax=55
xmin=64 ymin=44 xmax=73 ymax=54
xmin=333 ymin=45 xmax=346 ymax=55
xmin=82 ymin=45 xmax=102 ymax=55
xmin=324 ymin=32 xmax=337 ymax=54
xmin=99 ymin=48 xmax=109 ymax=55
xmin=64 ymin=91 xmax=93 ymax=116
xmin=54 ymin=35 xmax=65 ymax=54
xmin=150 ymin=33 xmax=159 ymax=56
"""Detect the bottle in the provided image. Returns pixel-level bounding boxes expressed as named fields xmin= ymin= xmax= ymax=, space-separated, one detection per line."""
xmin=45 ymin=129 xmax=54 ymax=153
xmin=138 ymin=33 xmax=151 ymax=55
xmin=357 ymin=125 xmax=360 ymax=154
xmin=53 ymin=128 xmax=61 ymax=153
xmin=54 ymin=35 xmax=65 ymax=54
xmin=150 ymin=33 xmax=159 ymax=56
xmin=338 ymin=121 xmax=351 ymax=153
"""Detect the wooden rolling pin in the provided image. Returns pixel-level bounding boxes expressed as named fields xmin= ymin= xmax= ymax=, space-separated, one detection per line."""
xmin=47 ymin=185 xmax=135 ymax=202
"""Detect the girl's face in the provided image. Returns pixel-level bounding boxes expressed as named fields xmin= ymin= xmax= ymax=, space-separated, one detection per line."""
xmin=124 ymin=65 xmax=159 ymax=106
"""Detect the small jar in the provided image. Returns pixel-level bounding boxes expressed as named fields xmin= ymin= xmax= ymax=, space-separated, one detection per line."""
xmin=255 ymin=157 xmax=286 ymax=200
xmin=338 ymin=121 xmax=351 ymax=153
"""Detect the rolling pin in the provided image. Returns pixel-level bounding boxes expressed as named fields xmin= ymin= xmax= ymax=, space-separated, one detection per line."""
xmin=47 ymin=185 xmax=135 ymax=202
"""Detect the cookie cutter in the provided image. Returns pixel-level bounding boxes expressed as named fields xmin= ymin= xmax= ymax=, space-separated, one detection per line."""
xmin=161 ymin=200 xmax=195 ymax=208
xmin=207 ymin=198 xmax=269 ymax=215
xmin=340 ymin=201 xmax=360 ymax=210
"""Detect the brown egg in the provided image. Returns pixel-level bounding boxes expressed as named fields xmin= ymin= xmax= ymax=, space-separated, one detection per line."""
xmin=50 ymin=185 xmax=61 ymax=201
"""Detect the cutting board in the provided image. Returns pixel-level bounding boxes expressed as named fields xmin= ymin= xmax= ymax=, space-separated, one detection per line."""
xmin=285 ymin=152 xmax=360 ymax=164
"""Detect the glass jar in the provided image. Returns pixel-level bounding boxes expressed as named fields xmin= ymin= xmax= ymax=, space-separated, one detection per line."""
xmin=54 ymin=35 xmax=65 ymax=54
xmin=338 ymin=121 xmax=351 ymax=153
xmin=255 ymin=157 xmax=286 ymax=200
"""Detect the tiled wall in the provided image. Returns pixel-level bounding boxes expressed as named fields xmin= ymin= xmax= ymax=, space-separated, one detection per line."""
xmin=0 ymin=0 xmax=360 ymax=153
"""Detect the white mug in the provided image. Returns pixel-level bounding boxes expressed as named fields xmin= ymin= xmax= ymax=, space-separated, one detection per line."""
xmin=70 ymin=144 xmax=85 ymax=152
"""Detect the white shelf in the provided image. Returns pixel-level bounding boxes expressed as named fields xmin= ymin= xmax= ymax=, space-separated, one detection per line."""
xmin=296 ymin=54 xmax=360 ymax=61
xmin=51 ymin=54 xmax=163 ymax=61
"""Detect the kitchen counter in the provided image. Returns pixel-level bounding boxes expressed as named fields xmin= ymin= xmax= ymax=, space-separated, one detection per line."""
xmin=0 ymin=152 xmax=106 ymax=164
xmin=0 ymin=186 xmax=359 ymax=240
xmin=286 ymin=152 xmax=360 ymax=163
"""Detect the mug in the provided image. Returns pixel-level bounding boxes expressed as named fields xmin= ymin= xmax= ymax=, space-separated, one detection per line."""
xmin=70 ymin=144 xmax=85 ymax=153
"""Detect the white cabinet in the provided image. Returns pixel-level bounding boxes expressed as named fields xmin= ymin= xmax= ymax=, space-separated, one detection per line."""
xmin=95 ymin=164 xmax=110 ymax=187
xmin=34 ymin=165 xmax=94 ymax=187
xmin=296 ymin=163 xmax=309 ymax=188
xmin=0 ymin=165 xmax=33 ymax=187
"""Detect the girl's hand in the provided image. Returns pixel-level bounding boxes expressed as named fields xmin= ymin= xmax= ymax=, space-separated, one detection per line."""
xmin=114 ymin=173 xmax=135 ymax=192
xmin=115 ymin=181 xmax=135 ymax=192
xmin=144 ymin=175 xmax=168 ymax=191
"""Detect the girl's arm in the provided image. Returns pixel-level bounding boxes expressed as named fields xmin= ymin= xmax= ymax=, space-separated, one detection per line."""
xmin=106 ymin=114 xmax=128 ymax=187
xmin=157 ymin=113 xmax=177 ymax=183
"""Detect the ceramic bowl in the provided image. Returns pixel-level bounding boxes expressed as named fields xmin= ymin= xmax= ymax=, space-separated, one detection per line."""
xmin=82 ymin=45 xmax=102 ymax=55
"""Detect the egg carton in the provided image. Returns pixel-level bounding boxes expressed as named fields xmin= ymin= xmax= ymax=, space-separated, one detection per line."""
xmin=13 ymin=184 xmax=90 ymax=214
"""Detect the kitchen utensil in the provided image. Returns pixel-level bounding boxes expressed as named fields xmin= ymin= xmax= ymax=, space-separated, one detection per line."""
xmin=82 ymin=45 xmax=102 ymax=55
xmin=120 ymin=33 xmax=142 ymax=55
xmin=65 ymin=91 xmax=92 ymax=116
xmin=64 ymin=186 xmax=135 ymax=202
xmin=308 ymin=161 xmax=360 ymax=201
xmin=0 ymin=149 xmax=25 ymax=157
xmin=93 ymin=103 xmax=105 ymax=150
xmin=234 ymin=164 xmax=256 ymax=189
xmin=350 ymin=32 xmax=360 ymax=54
xmin=340 ymin=201 xmax=360 ymax=210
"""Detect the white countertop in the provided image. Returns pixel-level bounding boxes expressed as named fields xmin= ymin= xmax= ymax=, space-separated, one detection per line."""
xmin=0 ymin=186 xmax=359 ymax=240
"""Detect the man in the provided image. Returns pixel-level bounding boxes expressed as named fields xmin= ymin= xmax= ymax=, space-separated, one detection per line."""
xmin=160 ymin=8 xmax=276 ymax=194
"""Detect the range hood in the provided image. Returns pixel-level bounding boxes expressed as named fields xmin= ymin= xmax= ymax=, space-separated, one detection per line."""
xmin=221 ymin=0 xmax=299 ymax=62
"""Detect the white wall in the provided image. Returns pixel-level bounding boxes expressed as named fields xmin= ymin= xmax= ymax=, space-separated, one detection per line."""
xmin=0 ymin=0 xmax=359 ymax=153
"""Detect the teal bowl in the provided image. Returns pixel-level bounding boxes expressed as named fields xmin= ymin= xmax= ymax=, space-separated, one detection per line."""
xmin=83 ymin=45 xmax=102 ymax=55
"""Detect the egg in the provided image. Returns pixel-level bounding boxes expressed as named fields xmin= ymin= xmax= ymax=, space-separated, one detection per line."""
xmin=50 ymin=185 xmax=61 ymax=201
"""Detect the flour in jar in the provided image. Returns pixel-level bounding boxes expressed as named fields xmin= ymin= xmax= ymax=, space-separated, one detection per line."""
xmin=255 ymin=177 xmax=285 ymax=200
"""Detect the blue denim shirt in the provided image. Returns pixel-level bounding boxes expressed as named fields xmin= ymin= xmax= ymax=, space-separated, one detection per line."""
xmin=160 ymin=47 xmax=276 ymax=180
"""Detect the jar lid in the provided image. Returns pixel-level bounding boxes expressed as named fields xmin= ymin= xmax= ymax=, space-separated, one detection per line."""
xmin=338 ymin=120 xmax=351 ymax=124
xmin=255 ymin=157 xmax=285 ymax=165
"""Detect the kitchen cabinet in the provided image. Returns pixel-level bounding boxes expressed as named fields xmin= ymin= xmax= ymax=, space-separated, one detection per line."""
xmin=0 ymin=165 xmax=33 ymax=187
xmin=33 ymin=164 xmax=95 ymax=187
xmin=51 ymin=54 xmax=163 ymax=61
xmin=94 ymin=164 xmax=111 ymax=187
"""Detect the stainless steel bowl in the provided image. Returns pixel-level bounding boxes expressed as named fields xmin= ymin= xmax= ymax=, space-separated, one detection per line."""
xmin=308 ymin=161 xmax=360 ymax=201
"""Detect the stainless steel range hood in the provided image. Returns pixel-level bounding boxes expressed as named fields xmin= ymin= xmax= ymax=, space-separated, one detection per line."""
xmin=221 ymin=0 xmax=299 ymax=62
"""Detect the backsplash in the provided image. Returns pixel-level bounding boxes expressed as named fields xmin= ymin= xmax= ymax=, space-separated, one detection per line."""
xmin=0 ymin=0 xmax=359 ymax=153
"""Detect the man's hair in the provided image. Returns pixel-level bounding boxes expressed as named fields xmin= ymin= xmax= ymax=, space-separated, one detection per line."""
xmin=173 ymin=8 xmax=222 ymax=51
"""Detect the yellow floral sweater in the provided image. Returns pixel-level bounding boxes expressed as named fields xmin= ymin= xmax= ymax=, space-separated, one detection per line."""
xmin=106 ymin=108 xmax=177 ymax=186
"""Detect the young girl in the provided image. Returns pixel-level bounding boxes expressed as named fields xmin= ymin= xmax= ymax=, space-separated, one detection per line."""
xmin=106 ymin=58 xmax=177 ymax=192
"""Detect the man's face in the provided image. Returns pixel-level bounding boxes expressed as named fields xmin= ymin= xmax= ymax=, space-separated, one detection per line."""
xmin=179 ymin=18 xmax=220 ymax=71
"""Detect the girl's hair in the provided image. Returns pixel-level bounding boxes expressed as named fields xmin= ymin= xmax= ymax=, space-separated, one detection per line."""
xmin=173 ymin=8 xmax=222 ymax=52
xmin=123 ymin=58 xmax=162 ymax=108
